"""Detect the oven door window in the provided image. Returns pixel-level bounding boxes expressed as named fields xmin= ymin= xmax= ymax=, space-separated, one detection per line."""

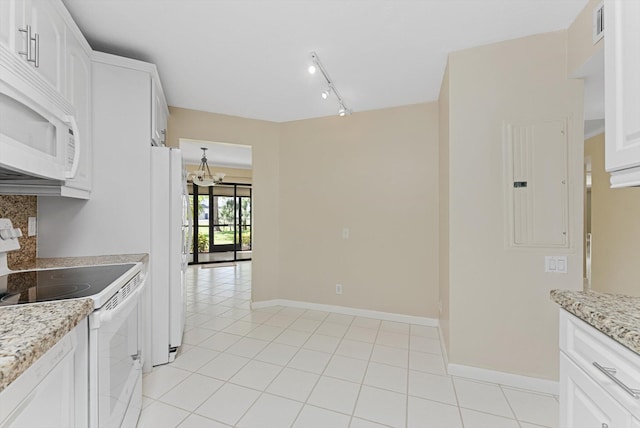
xmin=98 ymin=295 xmax=141 ymax=427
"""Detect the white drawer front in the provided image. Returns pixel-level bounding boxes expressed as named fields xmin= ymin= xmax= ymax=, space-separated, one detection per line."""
xmin=560 ymin=310 xmax=640 ymax=417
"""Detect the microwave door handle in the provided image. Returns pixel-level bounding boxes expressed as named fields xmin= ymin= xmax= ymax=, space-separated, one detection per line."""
xmin=64 ymin=115 xmax=81 ymax=179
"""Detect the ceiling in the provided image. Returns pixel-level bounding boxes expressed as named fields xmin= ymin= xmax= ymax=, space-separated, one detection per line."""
xmin=61 ymin=0 xmax=589 ymax=123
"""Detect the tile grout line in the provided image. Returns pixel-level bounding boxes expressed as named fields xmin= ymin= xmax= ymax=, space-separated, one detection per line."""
xmin=232 ymin=304 xmax=332 ymax=427
xmin=161 ymin=266 xmax=482 ymax=428
xmin=348 ymin=318 xmax=381 ymax=428
xmin=184 ymin=311 xmax=448 ymax=424
xmin=289 ymin=311 xmax=356 ymax=428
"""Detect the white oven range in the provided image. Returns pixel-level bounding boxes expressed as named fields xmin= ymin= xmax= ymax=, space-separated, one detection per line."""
xmin=0 ymin=259 xmax=146 ymax=428
xmin=87 ymin=263 xmax=146 ymax=428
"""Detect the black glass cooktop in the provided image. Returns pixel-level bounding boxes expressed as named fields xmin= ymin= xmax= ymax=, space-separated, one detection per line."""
xmin=0 ymin=264 xmax=135 ymax=306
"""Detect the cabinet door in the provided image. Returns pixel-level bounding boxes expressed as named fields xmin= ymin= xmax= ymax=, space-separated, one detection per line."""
xmin=151 ymin=78 xmax=168 ymax=146
xmin=0 ymin=0 xmax=29 ymax=54
xmin=605 ymin=0 xmax=640 ymax=174
xmin=561 ymin=354 xmax=632 ymax=428
xmin=29 ymin=0 xmax=66 ymax=93
xmin=64 ymin=31 xmax=91 ymax=192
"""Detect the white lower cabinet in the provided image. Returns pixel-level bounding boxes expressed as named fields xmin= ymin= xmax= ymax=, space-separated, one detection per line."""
xmin=0 ymin=319 xmax=88 ymax=428
xmin=560 ymin=310 xmax=640 ymax=428
xmin=561 ymin=354 xmax=631 ymax=427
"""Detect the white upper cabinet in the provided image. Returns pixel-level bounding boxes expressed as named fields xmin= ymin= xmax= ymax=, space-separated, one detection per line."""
xmin=151 ymin=77 xmax=169 ymax=146
xmin=63 ymin=26 xmax=92 ymax=192
xmin=28 ymin=0 xmax=66 ymax=94
xmin=2 ymin=0 xmax=68 ymax=94
xmin=0 ymin=0 xmax=93 ymax=198
xmin=605 ymin=0 xmax=640 ymax=187
xmin=0 ymin=0 xmax=28 ymax=53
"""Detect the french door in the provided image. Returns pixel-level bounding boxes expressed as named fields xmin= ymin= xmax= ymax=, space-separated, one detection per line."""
xmin=189 ymin=183 xmax=252 ymax=264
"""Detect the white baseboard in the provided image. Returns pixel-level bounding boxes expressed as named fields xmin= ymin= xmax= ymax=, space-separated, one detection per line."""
xmin=437 ymin=324 xmax=450 ymax=367
xmin=447 ymin=363 xmax=559 ymax=395
xmin=251 ymin=299 xmax=438 ymax=326
xmin=251 ymin=299 xmax=557 ymax=395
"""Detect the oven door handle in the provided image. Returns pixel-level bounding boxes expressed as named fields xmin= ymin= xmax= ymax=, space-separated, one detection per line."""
xmin=95 ymin=278 xmax=146 ymax=326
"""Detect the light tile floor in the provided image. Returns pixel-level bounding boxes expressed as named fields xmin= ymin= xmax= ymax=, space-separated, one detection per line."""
xmin=138 ymin=263 xmax=559 ymax=428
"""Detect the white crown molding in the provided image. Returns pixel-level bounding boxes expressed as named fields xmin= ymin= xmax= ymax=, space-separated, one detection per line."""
xmin=251 ymin=299 xmax=438 ymax=326
xmin=584 ymin=125 xmax=605 ymax=140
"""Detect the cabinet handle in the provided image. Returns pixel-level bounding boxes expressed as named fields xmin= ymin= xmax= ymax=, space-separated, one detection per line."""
xmin=18 ymin=25 xmax=32 ymax=61
xmin=593 ymin=362 xmax=640 ymax=399
xmin=32 ymin=32 xmax=39 ymax=68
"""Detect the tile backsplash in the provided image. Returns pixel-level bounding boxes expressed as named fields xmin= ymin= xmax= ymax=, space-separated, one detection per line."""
xmin=0 ymin=195 xmax=37 ymax=267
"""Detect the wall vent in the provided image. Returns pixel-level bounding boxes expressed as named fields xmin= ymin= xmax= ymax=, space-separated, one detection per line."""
xmin=593 ymin=1 xmax=604 ymax=44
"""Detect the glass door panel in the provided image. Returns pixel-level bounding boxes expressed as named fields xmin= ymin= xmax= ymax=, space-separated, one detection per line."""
xmin=189 ymin=183 xmax=252 ymax=264
xmin=196 ymin=194 xmax=210 ymax=260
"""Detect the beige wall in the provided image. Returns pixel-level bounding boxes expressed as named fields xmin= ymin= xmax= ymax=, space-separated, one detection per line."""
xmin=445 ymin=31 xmax=584 ymax=381
xmin=568 ymin=0 xmax=604 ymax=76
xmin=438 ymin=62 xmax=451 ymax=353
xmin=585 ymin=133 xmax=640 ymax=297
xmin=167 ymin=107 xmax=280 ymax=302
xmin=169 ymin=104 xmax=439 ymax=316
xmin=278 ymin=103 xmax=440 ymax=317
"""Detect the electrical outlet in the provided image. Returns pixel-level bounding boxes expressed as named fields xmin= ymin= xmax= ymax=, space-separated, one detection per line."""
xmin=335 ymin=284 xmax=343 ymax=295
xmin=28 ymin=217 xmax=37 ymax=236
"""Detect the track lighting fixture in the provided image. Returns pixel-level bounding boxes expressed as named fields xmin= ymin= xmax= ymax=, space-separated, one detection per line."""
xmin=309 ymin=51 xmax=351 ymax=117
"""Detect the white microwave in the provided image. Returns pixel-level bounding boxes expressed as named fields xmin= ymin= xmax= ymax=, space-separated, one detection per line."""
xmin=0 ymin=79 xmax=80 ymax=182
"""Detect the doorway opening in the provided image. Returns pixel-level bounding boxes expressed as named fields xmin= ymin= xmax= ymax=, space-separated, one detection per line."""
xmin=190 ymin=183 xmax=252 ymax=264
xmin=179 ymin=139 xmax=252 ymax=265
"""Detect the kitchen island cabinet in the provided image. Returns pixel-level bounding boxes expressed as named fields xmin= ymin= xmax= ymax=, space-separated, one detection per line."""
xmin=551 ymin=290 xmax=640 ymax=427
xmin=0 ymin=302 xmax=91 ymax=427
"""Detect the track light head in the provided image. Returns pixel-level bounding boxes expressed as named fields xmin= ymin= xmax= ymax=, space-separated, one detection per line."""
xmin=309 ymin=51 xmax=351 ymax=116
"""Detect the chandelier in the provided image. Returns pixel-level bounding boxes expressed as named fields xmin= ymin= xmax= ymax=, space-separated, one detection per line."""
xmin=189 ymin=147 xmax=225 ymax=187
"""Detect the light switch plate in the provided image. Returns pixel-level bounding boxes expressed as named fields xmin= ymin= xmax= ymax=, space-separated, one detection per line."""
xmin=545 ymin=256 xmax=567 ymax=273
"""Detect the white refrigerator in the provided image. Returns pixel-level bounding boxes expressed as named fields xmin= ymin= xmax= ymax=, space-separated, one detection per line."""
xmin=150 ymin=147 xmax=190 ymax=366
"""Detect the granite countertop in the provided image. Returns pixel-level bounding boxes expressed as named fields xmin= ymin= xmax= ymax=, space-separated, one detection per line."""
xmin=551 ymin=289 xmax=640 ymax=355
xmin=0 ymin=253 xmax=148 ymax=393
xmin=9 ymin=253 xmax=148 ymax=271
xmin=0 ymin=299 xmax=93 ymax=392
